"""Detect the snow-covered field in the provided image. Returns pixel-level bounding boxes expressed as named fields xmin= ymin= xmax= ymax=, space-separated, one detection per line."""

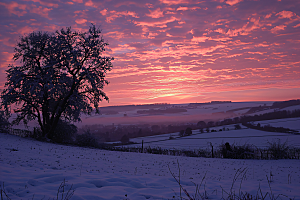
xmin=255 ymin=118 xmax=300 ymax=132
xmin=1 ymin=133 xmax=300 ymax=200
xmin=127 ymin=118 xmax=300 ymax=150
xmin=76 ymin=102 xmax=274 ymax=126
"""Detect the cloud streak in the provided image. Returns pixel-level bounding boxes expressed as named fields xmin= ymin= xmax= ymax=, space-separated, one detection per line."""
xmin=0 ymin=0 xmax=299 ymax=105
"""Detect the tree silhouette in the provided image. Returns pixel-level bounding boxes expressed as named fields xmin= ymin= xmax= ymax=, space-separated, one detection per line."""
xmin=185 ymin=127 xmax=192 ymax=136
xmin=197 ymin=120 xmax=206 ymax=128
xmin=1 ymin=25 xmax=113 ymax=140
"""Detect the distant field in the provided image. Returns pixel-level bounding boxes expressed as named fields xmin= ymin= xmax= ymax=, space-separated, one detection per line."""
xmin=255 ymin=117 xmax=300 ymax=131
xmin=127 ymin=118 xmax=300 ymax=150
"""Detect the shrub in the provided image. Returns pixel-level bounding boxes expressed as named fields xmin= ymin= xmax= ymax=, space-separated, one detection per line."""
xmin=120 ymin=134 xmax=130 ymax=144
xmin=0 ymin=111 xmax=10 ymax=133
xmin=234 ymin=124 xmax=241 ymax=129
xmin=267 ymin=139 xmax=289 ymax=159
xmin=51 ymin=120 xmax=77 ymax=144
xmin=185 ymin=127 xmax=192 ymax=136
xmin=75 ymin=130 xmax=98 ymax=147
xmin=30 ymin=127 xmax=44 ymax=140
xmin=220 ymin=142 xmax=254 ymax=159
xmin=179 ymin=130 xmax=185 ymax=137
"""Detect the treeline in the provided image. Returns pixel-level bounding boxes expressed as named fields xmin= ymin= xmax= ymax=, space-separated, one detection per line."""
xmin=197 ymin=109 xmax=300 ymax=129
xmin=80 ymin=123 xmax=199 ymax=142
xmin=137 ymin=108 xmax=187 ymax=115
xmin=81 ymin=109 xmax=300 ymax=142
xmin=245 ymin=99 xmax=300 ymax=114
xmin=242 ymin=122 xmax=299 ymax=134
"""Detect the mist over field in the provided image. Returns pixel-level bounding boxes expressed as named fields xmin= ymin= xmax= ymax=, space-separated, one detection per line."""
xmin=78 ymin=101 xmax=272 ymax=127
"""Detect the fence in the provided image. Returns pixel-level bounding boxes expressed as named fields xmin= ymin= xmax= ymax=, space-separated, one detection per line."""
xmin=9 ymin=128 xmax=32 ymax=137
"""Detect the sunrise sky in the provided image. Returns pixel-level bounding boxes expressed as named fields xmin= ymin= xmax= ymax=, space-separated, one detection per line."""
xmin=0 ymin=0 xmax=299 ymax=106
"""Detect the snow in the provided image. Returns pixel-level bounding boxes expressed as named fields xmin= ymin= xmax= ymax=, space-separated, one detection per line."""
xmin=255 ymin=117 xmax=300 ymax=131
xmin=126 ymin=118 xmax=300 ymax=150
xmin=76 ymin=102 xmax=275 ymax=127
xmin=1 ymin=132 xmax=299 ymax=200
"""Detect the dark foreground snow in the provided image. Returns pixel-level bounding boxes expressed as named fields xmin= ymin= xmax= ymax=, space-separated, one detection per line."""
xmin=0 ymin=133 xmax=299 ymax=200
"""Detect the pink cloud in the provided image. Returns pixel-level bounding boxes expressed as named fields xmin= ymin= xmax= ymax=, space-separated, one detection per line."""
xmin=276 ymin=10 xmax=295 ymax=19
xmin=75 ymin=18 xmax=87 ymax=24
xmin=159 ymin=0 xmax=190 ymax=5
xmin=1 ymin=0 xmax=299 ymax=106
xmin=294 ymin=23 xmax=300 ymax=28
xmin=133 ymin=16 xmax=179 ymax=28
xmin=105 ymin=10 xmax=139 ymax=23
xmin=24 ymin=0 xmax=59 ymax=8
xmin=31 ymin=5 xmax=52 ymax=19
xmin=226 ymin=0 xmax=243 ymax=6
xmin=225 ymin=17 xmax=262 ymax=36
xmin=0 ymin=1 xmax=27 ymax=17
xmin=13 ymin=26 xmax=38 ymax=35
xmin=191 ymin=36 xmax=210 ymax=43
xmin=72 ymin=0 xmax=83 ymax=3
xmin=177 ymin=7 xmax=189 ymax=11
xmin=85 ymin=0 xmax=97 ymax=7
xmin=271 ymin=25 xmax=286 ymax=33
xmin=265 ymin=13 xmax=272 ymax=19
xmin=100 ymin=9 xmax=107 ymax=15
xmin=146 ymin=8 xmax=164 ymax=18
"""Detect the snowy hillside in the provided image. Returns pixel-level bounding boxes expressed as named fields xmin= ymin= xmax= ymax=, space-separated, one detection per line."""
xmin=1 ymin=133 xmax=300 ymax=200
xmin=125 ymin=118 xmax=300 ymax=150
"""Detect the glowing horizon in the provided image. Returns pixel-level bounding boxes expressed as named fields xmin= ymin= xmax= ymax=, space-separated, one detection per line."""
xmin=0 ymin=0 xmax=299 ymax=106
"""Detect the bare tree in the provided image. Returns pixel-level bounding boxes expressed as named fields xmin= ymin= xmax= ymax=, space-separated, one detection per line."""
xmin=1 ymin=25 xmax=113 ymax=140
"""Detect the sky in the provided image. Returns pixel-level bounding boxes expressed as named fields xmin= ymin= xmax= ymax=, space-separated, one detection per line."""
xmin=0 ymin=0 xmax=300 ymax=106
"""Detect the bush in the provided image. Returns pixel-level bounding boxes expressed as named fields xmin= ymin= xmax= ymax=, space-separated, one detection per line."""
xmin=120 ymin=134 xmax=130 ymax=144
xmin=30 ymin=127 xmax=44 ymax=140
xmin=185 ymin=127 xmax=192 ymax=136
xmin=0 ymin=111 xmax=10 ymax=133
xmin=234 ymin=124 xmax=241 ymax=129
xmin=220 ymin=142 xmax=254 ymax=159
xmin=51 ymin=120 xmax=77 ymax=144
xmin=267 ymin=139 xmax=289 ymax=159
xmin=179 ymin=130 xmax=184 ymax=137
xmin=75 ymin=130 xmax=98 ymax=147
